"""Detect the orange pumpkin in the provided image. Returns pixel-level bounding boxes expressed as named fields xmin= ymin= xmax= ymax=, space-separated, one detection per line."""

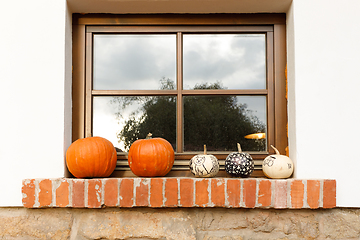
xmin=128 ymin=133 xmax=175 ymax=177
xmin=66 ymin=136 xmax=117 ymax=178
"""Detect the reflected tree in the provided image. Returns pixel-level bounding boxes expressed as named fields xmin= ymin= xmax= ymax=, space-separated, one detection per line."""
xmin=111 ymin=78 xmax=176 ymax=151
xmin=183 ymin=82 xmax=265 ymax=151
xmin=113 ymin=78 xmax=265 ymax=152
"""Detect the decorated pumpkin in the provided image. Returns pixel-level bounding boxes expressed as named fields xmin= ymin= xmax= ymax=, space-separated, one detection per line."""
xmin=66 ymin=136 xmax=117 ymax=178
xmin=189 ymin=145 xmax=219 ymax=177
xmin=262 ymin=145 xmax=294 ymax=179
xmin=128 ymin=133 xmax=174 ymax=177
xmin=225 ymin=143 xmax=254 ymax=177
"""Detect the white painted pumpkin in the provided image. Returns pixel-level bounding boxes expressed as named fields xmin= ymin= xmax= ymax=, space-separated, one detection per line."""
xmin=262 ymin=145 xmax=294 ymax=179
xmin=189 ymin=145 xmax=219 ymax=177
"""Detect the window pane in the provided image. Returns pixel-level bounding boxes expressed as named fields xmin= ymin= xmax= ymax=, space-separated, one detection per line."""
xmin=183 ymin=96 xmax=267 ymax=152
xmin=183 ymin=34 xmax=266 ymax=90
xmin=93 ymin=96 xmax=176 ymax=152
xmin=93 ymin=34 xmax=176 ymax=90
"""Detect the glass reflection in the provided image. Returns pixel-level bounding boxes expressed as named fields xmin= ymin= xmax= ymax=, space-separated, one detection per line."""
xmin=93 ymin=96 xmax=176 ymax=152
xmin=93 ymin=34 xmax=176 ymax=90
xmin=183 ymin=95 xmax=267 ymax=152
xmin=183 ymin=34 xmax=266 ymax=90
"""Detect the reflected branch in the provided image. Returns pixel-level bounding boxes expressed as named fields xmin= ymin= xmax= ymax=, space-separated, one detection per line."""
xmin=113 ymin=78 xmax=265 ymax=152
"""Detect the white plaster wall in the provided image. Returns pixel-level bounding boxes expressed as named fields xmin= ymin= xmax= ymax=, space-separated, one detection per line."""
xmin=0 ymin=0 xmax=71 ymax=206
xmin=288 ymin=0 xmax=360 ymax=207
xmin=1 ymin=0 xmax=360 ymax=207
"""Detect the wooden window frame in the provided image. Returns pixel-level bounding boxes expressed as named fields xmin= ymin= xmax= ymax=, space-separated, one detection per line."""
xmin=72 ymin=13 xmax=287 ymax=177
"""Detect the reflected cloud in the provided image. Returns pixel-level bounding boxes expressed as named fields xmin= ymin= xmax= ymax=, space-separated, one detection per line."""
xmin=93 ymin=34 xmax=176 ymax=90
xmin=183 ymin=34 xmax=266 ymax=90
xmin=92 ymin=33 xmax=268 ymax=151
xmin=94 ymin=33 xmax=266 ymax=91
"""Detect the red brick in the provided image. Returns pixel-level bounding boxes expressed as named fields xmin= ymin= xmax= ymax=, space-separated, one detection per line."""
xmin=243 ymin=179 xmax=256 ymax=208
xmin=104 ymin=178 xmax=119 ymax=207
xmin=135 ymin=179 xmax=149 ymax=206
xmin=20 ymin=177 xmax=338 ymax=210
xmin=150 ymin=178 xmax=163 ymax=207
xmin=72 ymin=180 xmax=85 ymax=208
xmin=227 ymin=179 xmax=240 ymax=207
xmin=290 ymin=180 xmax=304 ymax=209
xmin=258 ymin=180 xmax=272 ymax=207
xmin=88 ymin=179 xmax=102 ymax=208
xmin=55 ymin=179 xmax=69 ymax=207
xmin=323 ymin=180 xmax=336 ymax=208
xmin=164 ymin=178 xmax=178 ymax=207
xmin=195 ymin=179 xmax=209 ymax=207
xmin=119 ymin=178 xmax=134 ymax=207
xmin=307 ymin=180 xmax=320 ymax=209
xmin=180 ymin=178 xmax=194 ymax=207
xmin=211 ymin=179 xmax=225 ymax=207
xmin=22 ymin=179 xmax=35 ymax=208
xmin=274 ymin=180 xmax=287 ymax=208
xmin=39 ymin=179 xmax=52 ymax=207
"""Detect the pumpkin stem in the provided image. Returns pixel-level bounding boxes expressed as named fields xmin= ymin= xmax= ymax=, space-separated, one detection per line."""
xmin=237 ymin=143 xmax=242 ymax=153
xmin=146 ymin=133 xmax=153 ymax=139
xmin=271 ymin=145 xmax=280 ymax=155
xmin=204 ymin=144 xmax=207 ymax=155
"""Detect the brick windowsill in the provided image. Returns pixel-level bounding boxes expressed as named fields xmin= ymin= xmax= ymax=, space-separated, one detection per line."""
xmin=22 ymin=178 xmax=336 ymax=209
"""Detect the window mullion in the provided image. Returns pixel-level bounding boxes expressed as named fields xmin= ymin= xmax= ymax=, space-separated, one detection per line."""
xmin=273 ymin=24 xmax=288 ymax=155
xmin=266 ymin=31 xmax=275 ymax=153
xmin=85 ymin=32 xmax=93 ymax=138
xmin=181 ymin=89 xmax=268 ymax=96
xmin=91 ymin=90 xmax=177 ymax=96
xmin=176 ymin=32 xmax=183 ymax=153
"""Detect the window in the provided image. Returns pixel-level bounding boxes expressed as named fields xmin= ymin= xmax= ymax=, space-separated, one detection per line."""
xmin=72 ymin=14 xmax=287 ymax=177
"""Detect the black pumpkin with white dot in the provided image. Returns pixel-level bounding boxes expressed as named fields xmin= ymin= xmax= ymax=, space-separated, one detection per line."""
xmin=225 ymin=143 xmax=254 ymax=177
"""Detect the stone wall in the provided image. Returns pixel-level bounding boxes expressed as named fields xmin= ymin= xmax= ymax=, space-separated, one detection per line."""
xmin=1 ymin=207 xmax=359 ymax=240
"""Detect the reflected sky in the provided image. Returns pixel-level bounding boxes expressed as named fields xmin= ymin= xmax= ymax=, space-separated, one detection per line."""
xmin=183 ymin=34 xmax=266 ymax=90
xmin=92 ymin=33 xmax=268 ymax=150
xmin=93 ymin=33 xmax=266 ymax=90
xmin=93 ymin=96 xmax=146 ymax=150
xmin=93 ymin=34 xmax=176 ymax=90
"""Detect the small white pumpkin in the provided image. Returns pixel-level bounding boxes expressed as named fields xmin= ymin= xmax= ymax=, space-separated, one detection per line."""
xmin=262 ymin=145 xmax=294 ymax=179
xmin=189 ymin=145 xmax=219 ymax=177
